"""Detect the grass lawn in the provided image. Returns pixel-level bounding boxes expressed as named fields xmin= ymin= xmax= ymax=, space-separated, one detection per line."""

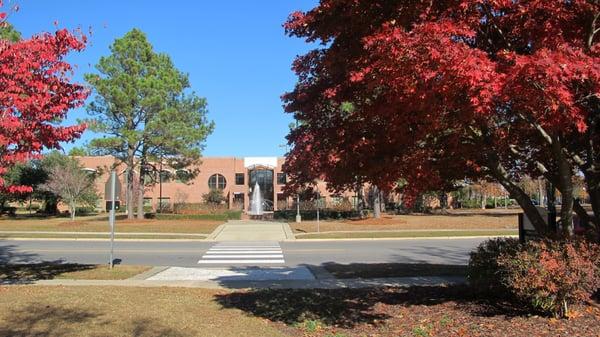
xmin=0 ymin=286 xmax=285 ymax=337
xmin=0 ymin=285 xmax=597 ymax=337
xmin=291 ymin=210 xmax=519 ymax=234
xmin=1 ymin=263 xmax=151 ymax=282
xmin=295 ymin=229 xmax=517 ymax=239
xmin=0 ymin=214 xmax=223 ymax=234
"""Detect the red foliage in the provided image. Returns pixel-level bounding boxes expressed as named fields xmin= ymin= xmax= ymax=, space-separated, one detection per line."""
xmin=0 ymin=12 xmax=88 ymax=193
xmin=282 ymin=1 xmax=600 ymax=209
xmin=497 ymin=239 xmax=600 ymax=317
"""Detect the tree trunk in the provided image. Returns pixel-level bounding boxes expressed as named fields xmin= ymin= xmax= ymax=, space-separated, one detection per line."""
xmin=489 ymin=159 xmax=552 ymax=236
xmin=137 ymin=167 xmax=145 ymax=220
xmin=552 ymin=136 xmax=574 ymax=237
xmin=373 ymin=185 xmax=381 ymax=219
xmin=70 ymin=202 xmax=76 ymax=221
xmin=356 ymin=184 xmax=364 ymax=216
xmin=439 ymin=192 xmax=448 ymax=210
xmin=126 ymin=158 xmax=135 ymax=220
xmin=481 ymin=193 xmax=486 ymax=210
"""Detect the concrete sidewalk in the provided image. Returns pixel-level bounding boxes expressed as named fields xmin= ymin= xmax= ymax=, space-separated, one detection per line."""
xmin=207 ymin=220 xmax=295 ymax=241
xmin=28 ymin=275 xmax=465 ymax=289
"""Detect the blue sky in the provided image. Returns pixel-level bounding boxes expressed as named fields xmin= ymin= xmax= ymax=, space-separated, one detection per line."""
xmin=9 ymin=0 xmax=318 ymax=157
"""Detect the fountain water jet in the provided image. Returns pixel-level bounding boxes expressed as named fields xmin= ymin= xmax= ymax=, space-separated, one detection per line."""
xmin=249 ymin=182 xmax=264 ymax=216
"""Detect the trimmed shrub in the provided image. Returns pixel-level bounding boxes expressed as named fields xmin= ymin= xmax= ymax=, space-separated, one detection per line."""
xmin=497 ymin=239 xmax=600 ymax=318
xmin=468 ymin=238 xmax=600 ymax=318
xmin=273 ymin=209 xmax=360 ymax=221
xmin=75 ymin=206 xmax=96 ymax=215
xmin=467 ymin=237 xmax=521 ymax=294
xmin=173 ymin=202 xmax=228 ymax=215
xmin=147 ymin=210 xmax=242 ymax=221
xmin=0 ymin=206 xmax=16 ymax=216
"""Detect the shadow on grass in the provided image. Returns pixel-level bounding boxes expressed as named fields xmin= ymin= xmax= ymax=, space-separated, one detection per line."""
xmin=0 ymin=304 xmax=99 ymax=337
xmin=322 ymin=262 xmax=468 ymax=279
xmin=0 ymin=262 xmax=96 ymax=284
xmin=214 ymin=285 xmax=528 ymax=329
xmin=0 ymin=304 xmax=185 ymax=337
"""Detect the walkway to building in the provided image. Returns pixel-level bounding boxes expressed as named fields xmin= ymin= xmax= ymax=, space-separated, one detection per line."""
xmin=207 ymin=220 xmax=295 ymax=242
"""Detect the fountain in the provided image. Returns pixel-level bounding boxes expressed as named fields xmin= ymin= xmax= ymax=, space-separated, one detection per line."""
xmin=249 ymin=182 xmax=264 ymax=218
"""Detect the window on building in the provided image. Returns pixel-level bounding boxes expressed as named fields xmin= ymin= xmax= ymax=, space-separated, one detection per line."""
xmin=233 ymin=193 xmax=244 ymax=209
xmin=208 ymin=173 xmax=226 ymax=190
xmin=143 ymin=197 xmax=153 ymax=207
xmin=277 ymin=173 xmax=286 ymax=185
xmin=235 ymin=173 xmax=244 ymax=185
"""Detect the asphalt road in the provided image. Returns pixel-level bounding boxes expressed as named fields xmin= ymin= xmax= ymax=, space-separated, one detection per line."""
xmin=0 ymin=238 xmax=487 ymax=268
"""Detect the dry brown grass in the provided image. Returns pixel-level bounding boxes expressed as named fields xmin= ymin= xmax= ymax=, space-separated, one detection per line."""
xmin=0 ymin=286 xmax=285 ymax=337
xmin=291 ymin=210 xmax=519 ymax=233
xmin=0 ymin=215 xmax=223 ymax=234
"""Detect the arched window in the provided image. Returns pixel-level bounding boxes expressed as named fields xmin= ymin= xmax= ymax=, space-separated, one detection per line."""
xmin=208 ymin=174 xmax=226 ymax=190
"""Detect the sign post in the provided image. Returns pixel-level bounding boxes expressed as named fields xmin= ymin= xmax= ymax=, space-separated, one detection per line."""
xmin=108 ymin=170 xmax=116 ymax=268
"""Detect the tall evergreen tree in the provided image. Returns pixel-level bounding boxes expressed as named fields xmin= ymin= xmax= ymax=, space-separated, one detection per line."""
xmin=84 ymin=29 xmax=214 ymax=219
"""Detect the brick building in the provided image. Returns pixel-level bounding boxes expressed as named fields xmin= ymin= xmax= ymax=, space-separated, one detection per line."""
xmin=76 ymin=156 xmax=355 ymax=212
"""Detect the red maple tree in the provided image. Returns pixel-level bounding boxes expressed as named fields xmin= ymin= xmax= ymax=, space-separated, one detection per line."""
xmin=0 ymin=8 xmax=88 ymax=194
xmin=283 ymin=0 xmax=600 ymax=237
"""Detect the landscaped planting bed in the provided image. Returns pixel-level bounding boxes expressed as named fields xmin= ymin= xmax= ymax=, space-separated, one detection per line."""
xmin=217 ymin=286 xmax=600 ymax=337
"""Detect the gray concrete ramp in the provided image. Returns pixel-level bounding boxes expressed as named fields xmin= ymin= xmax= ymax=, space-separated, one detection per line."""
xmin=207 ymin=220 xmax=295 ymax=241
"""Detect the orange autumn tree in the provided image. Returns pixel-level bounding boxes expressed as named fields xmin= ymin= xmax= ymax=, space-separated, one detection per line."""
xmin=283 ymin=0 xmax=600 ymax=238
xmin=0 ymin=5 xmax=88 ymax=195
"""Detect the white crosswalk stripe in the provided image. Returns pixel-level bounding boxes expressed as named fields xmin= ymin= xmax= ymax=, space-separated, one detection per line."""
xmin=198 ymin=242 xmax=285 ymax=265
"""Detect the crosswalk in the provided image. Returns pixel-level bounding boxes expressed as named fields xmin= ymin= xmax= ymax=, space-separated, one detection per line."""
xmin=197 ymin=241 xmax=285 ymax=265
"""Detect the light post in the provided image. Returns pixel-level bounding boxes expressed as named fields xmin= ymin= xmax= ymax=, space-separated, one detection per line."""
xmin=158 ymin=156 xmax=163 ymax=213
xmin=296 ymin=194 xmax=301 ymax=223
xmin=108 ymin=170 xmax=116 ymax=269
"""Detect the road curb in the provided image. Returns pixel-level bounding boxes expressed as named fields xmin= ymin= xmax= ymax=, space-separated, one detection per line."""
xmin=287 ymin=235 xmax=518 ymax=242
xmin=0 ymin=237 xmax=208 ymax=242
xmin=28 ymin=275 xmax=466 ymax=289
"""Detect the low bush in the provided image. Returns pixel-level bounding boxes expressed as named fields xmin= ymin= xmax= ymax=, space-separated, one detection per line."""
xmin=467 ymin=237 xmax=521 ymax=294
xmin=468 ymin=238 xmax=600 ymax=318
xmin=25 ymin=204 xmax=40 ymax=211
xmin=498 ymin=239 xmax=600 ymax=318
xmin=274 ymin=209 xmax=360 ymax=221
xmin=0 ymin=206 xmax=16 ymax=216
xmin=173 ymin=202 xmax=228 ymax=215
xmin=147 ymin=210 xmax=242 ymax=221
xmin=75 ymin=206 xmax=96 ymax=215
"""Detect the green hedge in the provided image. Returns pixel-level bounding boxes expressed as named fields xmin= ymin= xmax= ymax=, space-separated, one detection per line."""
xmin=274 ymin=209 xmax=360 ymax=220
xmin=75 ymin=206 xmax=97 ymax=215
xmin=147 ymin=210 xmax=242 ymax=221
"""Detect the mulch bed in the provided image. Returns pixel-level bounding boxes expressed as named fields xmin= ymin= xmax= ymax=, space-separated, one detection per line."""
xmin=215 ymin=286 xmax=600 ymax=337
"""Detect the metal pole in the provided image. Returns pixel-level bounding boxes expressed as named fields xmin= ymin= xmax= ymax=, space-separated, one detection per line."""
xmin=159 ymin=156 xmax=163 ymax=213
xmin=295 ymin=194 xmax=301 ymax=223
xmin=109 ymin=170 xmax=116 ymax=269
